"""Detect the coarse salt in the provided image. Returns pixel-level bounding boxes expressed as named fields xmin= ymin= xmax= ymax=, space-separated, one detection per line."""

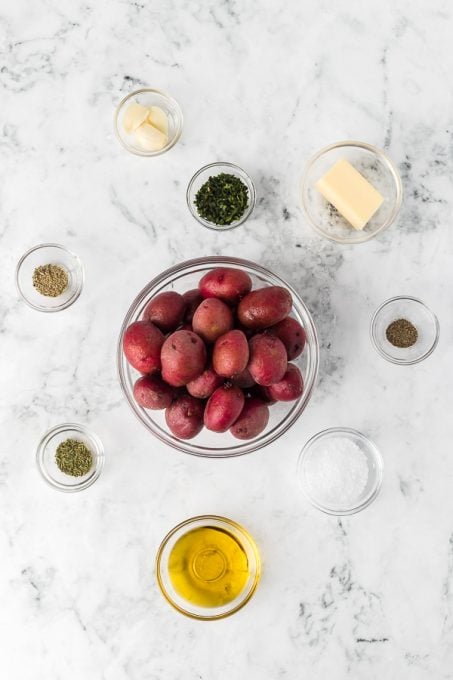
xmin=304 ymin=436 xmax=369 ymax=507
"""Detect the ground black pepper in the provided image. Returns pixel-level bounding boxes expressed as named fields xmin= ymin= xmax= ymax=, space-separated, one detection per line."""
xmin=385 ymin=318 xmax=418 ymax=348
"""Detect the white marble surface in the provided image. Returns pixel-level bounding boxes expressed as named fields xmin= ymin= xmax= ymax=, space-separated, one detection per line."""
xmin=1 ymin=0 xmax=453 ymax=678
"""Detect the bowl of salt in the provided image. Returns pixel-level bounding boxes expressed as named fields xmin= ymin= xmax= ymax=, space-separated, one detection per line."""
xmin=297 ymin=427 xmax=383 ymax=515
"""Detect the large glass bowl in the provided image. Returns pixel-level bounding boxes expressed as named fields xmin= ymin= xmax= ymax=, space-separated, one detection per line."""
xmin=117 ymin=256 xmax=319 ymax=458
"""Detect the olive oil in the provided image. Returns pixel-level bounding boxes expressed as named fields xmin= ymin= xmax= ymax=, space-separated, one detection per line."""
xmin=168 ymin=526 xmax=249 ymax=607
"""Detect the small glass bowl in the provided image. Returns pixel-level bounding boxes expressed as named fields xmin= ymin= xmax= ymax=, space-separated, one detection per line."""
xmin=156 ymin=515 xmax=261 ymax=620
xmin=114 ymin=88 xmax=183 ymax=157
xmin=297 ymin=427 xmax=383 ymax=515
xmin=301 ymin=141 xmax=402 ymax=244
xmin=16 ymin=243 xmax=84 ymax=312
xmin=370 ymin=296 xmax=439 ymax=365
xmin=186 ymin=162 xmax=256 ymax=230
xmin=36 ymin=423 xmax=104 ymax=492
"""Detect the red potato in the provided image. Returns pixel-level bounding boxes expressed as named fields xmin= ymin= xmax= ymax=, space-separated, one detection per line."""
xmin=237 ymin=286 xmax=292 ymax=330
xmin=232 ymin=367 xmax=255 ymax=389
xmin=248 ymin=334 xmax=287 ymax=386
xmin=192 ymin=298 xmax=234 ymax=344
xmin=143 ymin=291 xmax=186 ymax=333
xmin=230 ymin=397 xmax=269 ymax=440
xmin=161 ymin=330 xmax=207 ymax=386
xmin=250 ymin=384 xmax=276 ymax=405
xmin=187 ymin=366 xmax=224 ymax=399
xmin=199 ymin=267 xmax=252 ymax=304
xmin=165 ymin=395 xmax=204 ymax=439
xmin=123 ymin=320 xmax=165 ymax=374
xmin=204 ymin=384 xmax=245 ymax=433
xmin=212 ymin=330 xmax=249 ymax=378
xmin=267 ymin=317 xmax=306 ymax=360
xmin=182 ymin=289 xmax=203 ymax=323
xmin=133 ymin=375 xmax=174 ymax=410
xmin=267 ymin=364 xmax=304 ymax=401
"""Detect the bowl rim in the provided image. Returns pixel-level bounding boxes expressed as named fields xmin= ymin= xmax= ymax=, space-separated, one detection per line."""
xmin=370 ymin=295 xmax=440 ymax=365
xmin=15 ymin=242 xmax=84 ymax=312
xmin=113 ymin=87 xmax=183 ymax=157
xmin=155 ymin=514 xmax=261 ymax=620
xmin=301 ymin=140 xmax=403 ymax=244
xmin=117 ymin=255 xmax=320 ymax=458
xmin=36 ymin=422 xmax=104 ymax=492
xmin=186 ymin=162 xmax=256 ymax=231
xmin=297 ymin=426 xmax=384 ymax=515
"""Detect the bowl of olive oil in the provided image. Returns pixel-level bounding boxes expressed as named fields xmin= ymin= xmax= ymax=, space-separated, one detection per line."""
xmin=156 ymin=515 xmax=261 ymax=620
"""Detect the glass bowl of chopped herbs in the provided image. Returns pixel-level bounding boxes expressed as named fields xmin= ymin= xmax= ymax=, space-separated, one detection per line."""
xmin=187 ymin=162 xmax=256 ymax=230
xmin=16 ymin=243 xmax=84 ymax=312
xmin=370 ymin=296 xmax=439 ymax=365
xmin=36 ymin=423 xmax=104 ymax=492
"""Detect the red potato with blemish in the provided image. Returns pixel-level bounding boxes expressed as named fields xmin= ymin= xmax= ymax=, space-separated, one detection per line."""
xmin=161 ymin=330 xmax=207 ymax=386
xmin=204 ymin=384 xmax=245 ymax=433
xmin=238 ymin=286 xmax=292 ymax=330
xmin=133 ymin=375 xmax=174 ymax=410
xmin=192 ymin=298 xmax=234 ymax=343
xmin=187 ymin=366 xmax=224 ymax=399
xmin=230 ymin=397 xmax=269 ymax=440
xmin=165 ymin=395 xmax=204 ymax=439
xmin=247 ymin=334 xmax=287 ymax=386
xmin=212 ymin=330 xmax=249 ymax=378
xmin=199 ymin=267 xmax=252 ymax=304
xmin=267 ymin=317 xmax=306 ymax=360
xmin=123 ymin=320 xmax=165 ymax=374
xmin=182 ymin=289 xmax=203 ymax=323
xmin=143 ymin=291 xmax=186 ymax=333
xmin=266 ymin=364 xmax=304 ymax=402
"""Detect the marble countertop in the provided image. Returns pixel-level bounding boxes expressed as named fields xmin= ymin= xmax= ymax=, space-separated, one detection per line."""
xmin=1 ymin=1 xmax=453 ymax=678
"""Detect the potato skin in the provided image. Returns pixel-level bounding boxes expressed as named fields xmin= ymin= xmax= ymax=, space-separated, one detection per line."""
xmin=133 ymin=375 xmax=174 ymax=410
xmin=192 ymin=298 xmax=234 ymax=344
xmin=237 ymin=286 xmax=292 ymax=330
xmin=143 ymin=291 xmax=186 ymax=333
xmin=161 ymin=330 xmax=207 ymax=386
xmin=267 ymin=317 xmax=306 ymax=360
xmin=230 ymin=397 xmax=269 ymax=440
xmin=165 ymin=395 xmax=204 ymax=439
xmin=267 ymin=364 xmax=304 ymax=401
xmin=247 ymin=334 xmax=287 ymax=386
xmin=212 ymin=330 xmax=249 ymax=378
xmin=187 ymin=366 xmax=224 ymax=399
xmin=182 ymin=289 xmax=203 ymax=323
xmin=204 ymin=384 xmax=245 ymax=433
xmin=199 ymin=267 xmax=252 ymax=304
xmin=231 ymin=367 xmax=255 ymax=389
xmin=123 ymin=320 xmax=165 ymax=374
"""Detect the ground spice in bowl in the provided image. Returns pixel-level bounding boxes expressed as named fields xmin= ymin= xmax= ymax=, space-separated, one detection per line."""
xmin=194 ymin=173 xmax=249 ymax=225
xmin=32 ymin=264 xmax=69 ymax=297
xmin=55 ymin=438 xmax=93 ymax=477
xmin=385 ymin=318 xmax=418 ymax=348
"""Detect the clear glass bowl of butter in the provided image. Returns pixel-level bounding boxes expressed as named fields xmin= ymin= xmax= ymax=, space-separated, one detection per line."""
xmin=114 ymin=88 xmax=183 ymax=157
xmin=301 ymin=141 xmax=402 ymax=244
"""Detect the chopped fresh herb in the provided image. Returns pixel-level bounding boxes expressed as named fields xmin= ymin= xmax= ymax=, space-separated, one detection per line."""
xmin=194 ymin=173 xmax=249 ymax=226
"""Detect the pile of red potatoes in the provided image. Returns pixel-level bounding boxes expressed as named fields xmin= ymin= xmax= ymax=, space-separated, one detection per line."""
xmin=122 ymin=267 xmax=306 ymax=440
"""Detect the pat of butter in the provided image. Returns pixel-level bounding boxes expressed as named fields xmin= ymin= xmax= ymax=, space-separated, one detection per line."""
xmin=134 ymin=122 xmax=167 ymax=151
xmin=123 ymin=102 xmax=149 ymax=134
xmin=315 ymin=159 xmax=384 ymax=230
xmin=148 ymin=106 xmax=168 ymax=136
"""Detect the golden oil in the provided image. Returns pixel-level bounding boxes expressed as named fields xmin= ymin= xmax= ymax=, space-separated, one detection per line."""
xmin=168 ymin=526 xmax=249 ymax=607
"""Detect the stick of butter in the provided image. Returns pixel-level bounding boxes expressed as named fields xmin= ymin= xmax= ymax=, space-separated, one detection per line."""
xmin=315 ymin=159 xmax=384 ymax=230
